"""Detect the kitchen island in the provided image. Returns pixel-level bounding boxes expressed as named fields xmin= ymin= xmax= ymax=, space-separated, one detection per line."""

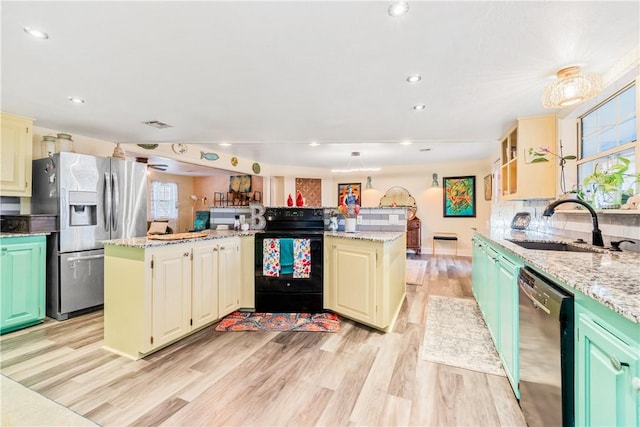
xmin=103 ymin=229 xmax=407 ymax=359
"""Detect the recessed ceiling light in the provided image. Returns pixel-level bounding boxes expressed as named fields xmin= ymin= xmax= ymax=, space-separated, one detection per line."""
xmin=388 ymin=2 xmax=409 ymax=17
xmin=309 ymin=141 xmax=319 ymax=147
xmin=219 ymin=142 xmax=231 ymax=147
xmin=413 ymin=104 xmax=426 ymax=111
xmin=23 ymin=26 xmax=49 ymax=39
xmin=400 ymin=141 xmax=412 ymax=145
xmin=67 ymin=96 xmax=85 ymax=104
xmin=406 ymin=74 xmax=422 ymax=83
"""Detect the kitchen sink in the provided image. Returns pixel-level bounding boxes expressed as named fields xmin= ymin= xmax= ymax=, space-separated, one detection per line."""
xmin=507 ymin=240 xmax=603 ymax=253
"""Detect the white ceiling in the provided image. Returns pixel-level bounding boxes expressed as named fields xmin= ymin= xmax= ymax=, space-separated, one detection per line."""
xmin=2 ymin=1 xmax=638 ymax=171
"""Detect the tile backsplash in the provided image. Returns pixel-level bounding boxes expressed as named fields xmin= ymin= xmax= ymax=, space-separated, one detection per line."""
xmin=0 ymin=197 xmax=21 ymax=215
xmin=209 ymin=206 xmax=408 ymax=232
xmin=490 ymin=199 xmax=640 ymax=252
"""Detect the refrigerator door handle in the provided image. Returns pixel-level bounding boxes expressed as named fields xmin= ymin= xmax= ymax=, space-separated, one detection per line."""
xmin=67 ymin=254 xmax=105 ymax=262
xmin=104 ymin=172 xmax=111 ymax=230
xmin=111 ymin=172 xmax=119 ymax=231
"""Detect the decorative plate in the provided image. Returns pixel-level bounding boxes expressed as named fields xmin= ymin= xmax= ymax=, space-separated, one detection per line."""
xmin=252 ymin=162 xmax=261 ymax=174
xmin=172 ymin=143 xmax=188 ymax=154
xmin=231 ymin=156 xmax=238 ymax=167
xmin=137 ymin=144 xmax=159 ymax=150
xmin=200 ymin=151 xmax=219 ymax=161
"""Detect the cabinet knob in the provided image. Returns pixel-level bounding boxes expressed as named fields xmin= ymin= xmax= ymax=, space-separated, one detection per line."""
xmin=609 ymin=355 xmax=622 ymax=371
xmin=183 ymin=252 xmax=189 ymax=257
xmin=632 ymin=377 xmax=640 ymax=394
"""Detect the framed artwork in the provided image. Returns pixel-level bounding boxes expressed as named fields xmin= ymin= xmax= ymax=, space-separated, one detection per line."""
xmin=484 ymin=174 xmax=493 ymax=201
xmin=337 ymin=183 xmax=361 ymax=206
xmin=230 ymin=175 xmax=251 ymax=193
xmin=443 ymin=176 xmax=476 ymax=217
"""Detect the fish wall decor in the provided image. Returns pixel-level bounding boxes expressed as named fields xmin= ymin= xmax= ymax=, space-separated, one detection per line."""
xmin=200 ymin=151 xmax=219 ymax=161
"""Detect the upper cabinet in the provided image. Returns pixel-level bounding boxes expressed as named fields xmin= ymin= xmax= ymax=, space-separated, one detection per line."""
xmin=1 ymin=112 xmax=33 ymax=197
xmin=500 ymin=114 xmax=556 ymax=200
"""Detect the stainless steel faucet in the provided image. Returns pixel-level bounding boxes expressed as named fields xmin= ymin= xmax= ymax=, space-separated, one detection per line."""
xmin=542 ymin=199 xmax=604 ymax=247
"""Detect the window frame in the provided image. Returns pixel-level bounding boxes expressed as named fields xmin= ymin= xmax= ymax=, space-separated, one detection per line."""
xmin=576 ymin=81 xmax=638 ymax=196
xmin=149 ymin=180 xmax=179 ymax=221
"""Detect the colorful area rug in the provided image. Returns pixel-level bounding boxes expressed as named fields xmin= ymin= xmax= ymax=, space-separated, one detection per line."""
xmin=406 ymin=259 xmax=427 ymax=285
xmin=421 ymin=296 xmax=505 ymax=376
xmin=215 ymin=312 xmax=340 ymax=332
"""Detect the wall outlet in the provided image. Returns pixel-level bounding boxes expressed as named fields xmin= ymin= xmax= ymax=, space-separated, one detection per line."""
xmin=389 ymin=214 xmax=399 ymax=225
xmin=357 ymin=215 xmax=363 ymax=225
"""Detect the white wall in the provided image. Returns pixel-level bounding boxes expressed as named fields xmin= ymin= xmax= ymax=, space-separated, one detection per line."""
xmin=331 ymin=159 xmax=493 ymax=256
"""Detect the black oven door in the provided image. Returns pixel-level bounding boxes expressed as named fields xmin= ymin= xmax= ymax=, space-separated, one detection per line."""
xmin=254 ymin=231 xmax=323 ymax=312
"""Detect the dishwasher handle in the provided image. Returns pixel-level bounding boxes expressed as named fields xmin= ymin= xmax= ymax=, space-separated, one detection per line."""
xmin=518 ymin=282 xmax=551 ymax=315
xmin=518 ymin=268 xmax=571 ymax=319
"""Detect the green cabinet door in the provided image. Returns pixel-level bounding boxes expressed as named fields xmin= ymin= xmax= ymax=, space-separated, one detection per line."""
xmin=471 ymin=238 xmax=484 ymax=302
xmin=485 ymin=246 xmax=500 ymax=346
xmin=498 ymin=255 xmax=520 ymax=398
xmin=0 ymin=236 xmax=46 ymax=334
xmin=576 ymin=312 xmax=639 ymax=427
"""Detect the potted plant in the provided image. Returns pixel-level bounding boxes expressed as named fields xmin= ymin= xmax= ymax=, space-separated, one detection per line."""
xmin=528 ymin=142 xmax=576 ymax=194
xmin=582 ymin=156 xmax=631 ymax=209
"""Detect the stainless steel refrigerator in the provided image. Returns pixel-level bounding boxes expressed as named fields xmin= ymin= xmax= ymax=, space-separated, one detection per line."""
xmin=32 ymin=152 xmax=147 ymax=320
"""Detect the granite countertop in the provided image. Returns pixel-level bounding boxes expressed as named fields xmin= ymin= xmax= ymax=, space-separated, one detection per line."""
xmin=475 ymin=228 xmax=640 ymax=324
xmin=104 ymin=229 xmax=404 ymax=248
xmin=103 ymin=229 xmax=259 ymax=248
xmin=325 ymin=231 xmax=404 ymax=242
xmin=0 ymin=232 xmax=50 ymax=238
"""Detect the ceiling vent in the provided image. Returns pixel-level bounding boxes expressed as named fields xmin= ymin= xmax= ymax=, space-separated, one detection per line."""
xmin=143 ymin=120 xmax=172 ymax=129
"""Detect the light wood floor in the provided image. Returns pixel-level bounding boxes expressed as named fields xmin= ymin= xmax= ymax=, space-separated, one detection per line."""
xmin=0 ymin=255 xmax=526 ymax=426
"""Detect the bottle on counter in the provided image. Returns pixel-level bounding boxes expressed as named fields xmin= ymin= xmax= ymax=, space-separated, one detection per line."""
xmin=233 ymin=215 xmax=240 ymax=231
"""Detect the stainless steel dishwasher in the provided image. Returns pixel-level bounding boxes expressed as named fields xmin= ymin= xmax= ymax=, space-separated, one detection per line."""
xmin=518 ymin=267 xmax=574 ymax=427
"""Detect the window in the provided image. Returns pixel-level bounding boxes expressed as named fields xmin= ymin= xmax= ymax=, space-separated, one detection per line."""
xmin=150 ymin=181 xmax=178 ymax=220
xmin=578 ymin=83 xmax=637 ymax=196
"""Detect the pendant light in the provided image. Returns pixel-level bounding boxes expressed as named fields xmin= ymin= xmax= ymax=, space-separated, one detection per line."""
xmin=541 ymin=66 xmax=602 ymax=109
xmin=331 ymin=152 xmax=381 ymax=173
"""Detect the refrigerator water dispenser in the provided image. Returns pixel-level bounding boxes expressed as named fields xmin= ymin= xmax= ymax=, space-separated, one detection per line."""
xmin=68 ymin=191 xmax=97 ymax=226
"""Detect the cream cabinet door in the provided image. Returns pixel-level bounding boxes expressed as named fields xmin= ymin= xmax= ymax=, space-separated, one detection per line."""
xmin=239 ymin=235 xmax=255 ymax=309
xmin=329 ymin=240 xmax=377 ymax=325
xmin=218 ymin=239 xmax=241 ymax=318
xmin=151 ymin=248 xmax=191 ymax=349
xmin=192 ymin=243 xmax=219 ymax=329
xmin=1 ymin=113 xmax=33 ymax=196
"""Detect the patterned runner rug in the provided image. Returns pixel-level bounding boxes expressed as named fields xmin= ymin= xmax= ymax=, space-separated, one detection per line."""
xmin=215 ymin=312 xmax=340 ymax=332
xmin=406 ymin=259 xmax=427 ymax=285
xmin=421 ymin=296 xmax=505 ymax=376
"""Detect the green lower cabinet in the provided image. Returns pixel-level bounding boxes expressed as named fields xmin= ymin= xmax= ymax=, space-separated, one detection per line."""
xmin=471 ymin=238 xmax=483 ymax=302
xmin=0 ymin=235 xmax=46 ymax=334
xmin=471 ymin=235 xmax=521 ymax=398
xmin=576 ymin=310 xmax=639 ymax=427
xmin=498 ymin=254 xmax=520 ymax=398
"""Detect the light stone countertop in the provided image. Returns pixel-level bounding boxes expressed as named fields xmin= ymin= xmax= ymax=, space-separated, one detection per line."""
xmin=0 ymin=232 xmax=50 ymax=238
xmin=324 ymin=231 xmax=405 ymax=242
xmin=476 ymin=228 xmax=640 ymax=324
xmin=103 ymin=229 xmax=404 ymax=248
xmin=102 ymin=229 xmax=259 ymax=248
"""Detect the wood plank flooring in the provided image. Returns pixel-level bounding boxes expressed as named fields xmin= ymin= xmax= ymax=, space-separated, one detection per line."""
xmin=0 ymin=255 xmax=526 ymax=426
